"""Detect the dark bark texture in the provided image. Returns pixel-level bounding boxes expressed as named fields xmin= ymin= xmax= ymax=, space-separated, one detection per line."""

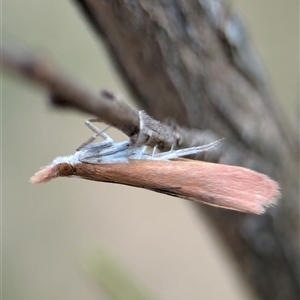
xmin=73 ymin=1 xmax=299 ymax=299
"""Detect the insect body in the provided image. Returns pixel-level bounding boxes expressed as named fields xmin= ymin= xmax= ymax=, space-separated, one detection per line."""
xmin=31 ymin=130 xmax=279 ymax=215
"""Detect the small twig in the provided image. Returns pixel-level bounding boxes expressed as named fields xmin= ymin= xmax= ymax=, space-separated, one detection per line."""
xmin=1 ymin=46 xmax=221 ymax=157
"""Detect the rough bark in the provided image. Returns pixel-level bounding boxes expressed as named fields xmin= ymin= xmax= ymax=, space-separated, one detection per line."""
xmin=71 ymin=1 xmax=299 ymax=299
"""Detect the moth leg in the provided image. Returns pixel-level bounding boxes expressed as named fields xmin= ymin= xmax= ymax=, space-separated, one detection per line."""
xmin=85 ymin=119 xmax=113 ymax=141
xmin=127 ymin=110 xmax=145 ymax=156
xmin=127 ymin=145 xmax=148 ymax=160
xmin=77 ymin=119 xmax=113 ymax=151
xmin=151 ymin=145 xmax=158 ymax=157
xmin=152 ymin=143 xmax=175 ymax=158
xmin=170 ymin=144 xmax=174 ymax=152
xmin=136 ymin=110 xmax=145 ymax=146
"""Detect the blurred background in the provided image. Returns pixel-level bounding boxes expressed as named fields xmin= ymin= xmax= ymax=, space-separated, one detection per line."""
xmin=2 ymin=1 xmax=298 ymax=300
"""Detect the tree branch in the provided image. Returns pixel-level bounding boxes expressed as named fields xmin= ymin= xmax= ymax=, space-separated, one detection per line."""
xmin=1 ymin=46 xmax=221 ymax=161
xmin=69 ymin=1 xmax=299 ymax=300
xmin=2 ymin=0 xmax=299 ymax=299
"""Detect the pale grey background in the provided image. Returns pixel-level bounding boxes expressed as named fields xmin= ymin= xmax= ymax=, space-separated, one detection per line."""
xmin=2 ymin=1 xmax=298 ymax=300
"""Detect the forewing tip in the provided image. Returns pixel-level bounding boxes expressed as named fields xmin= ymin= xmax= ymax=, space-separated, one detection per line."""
xmin=253 ymin=179 xmax=281 ymax=214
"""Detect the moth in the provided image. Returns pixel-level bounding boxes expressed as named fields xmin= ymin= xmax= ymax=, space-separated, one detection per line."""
xmin=31 ymin=120 xmax=280 ymax=214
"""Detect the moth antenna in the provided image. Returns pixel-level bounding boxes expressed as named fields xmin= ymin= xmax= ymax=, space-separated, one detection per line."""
xmin=153 ymin=139 xmax=224 ymax=160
